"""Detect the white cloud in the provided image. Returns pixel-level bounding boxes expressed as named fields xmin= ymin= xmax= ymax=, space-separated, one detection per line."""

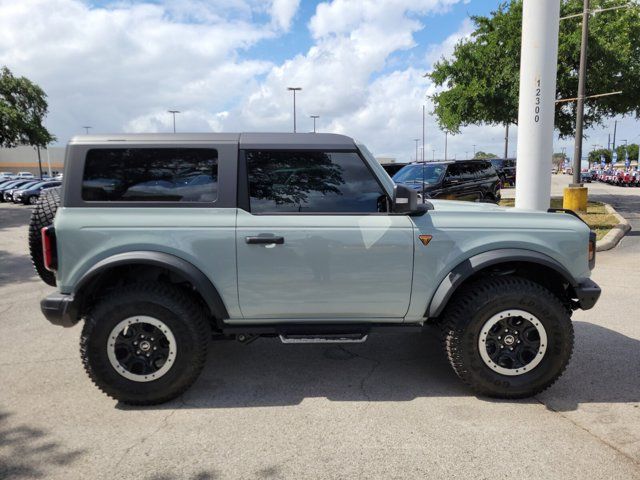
xmin=270 ymin=0 xmax=300 ymax=31
xmin=425 ymin=17 xmax=474 ymax=68
xmin=0 ymin=0 xmax=275 ymax=139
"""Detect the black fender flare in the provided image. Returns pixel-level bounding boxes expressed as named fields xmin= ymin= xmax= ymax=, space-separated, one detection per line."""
xmin=426 ymin=248 xmax=577 ymax=318
xmin=74 ymin=251 xmax=229 ymax=321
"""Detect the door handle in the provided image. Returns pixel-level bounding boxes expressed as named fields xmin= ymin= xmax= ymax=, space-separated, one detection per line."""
xmin=245 ymin=235 xmax=285 ymax=245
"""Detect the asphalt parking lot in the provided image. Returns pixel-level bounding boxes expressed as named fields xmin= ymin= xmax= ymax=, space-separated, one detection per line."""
xmin=1 ymin=178 xmax=639 ymax=480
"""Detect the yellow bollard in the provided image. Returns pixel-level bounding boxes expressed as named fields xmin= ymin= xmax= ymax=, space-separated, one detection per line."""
xmin=563 ymin=186 xmax=588 ymax=212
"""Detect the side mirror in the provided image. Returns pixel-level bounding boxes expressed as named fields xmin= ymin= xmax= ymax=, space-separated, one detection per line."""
xmin=392 ymin=184 xmax=418 ymax=213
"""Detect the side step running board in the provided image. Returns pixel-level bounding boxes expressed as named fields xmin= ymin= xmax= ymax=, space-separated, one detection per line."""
xmin=279 ymin=333 xmax=368 ymax=344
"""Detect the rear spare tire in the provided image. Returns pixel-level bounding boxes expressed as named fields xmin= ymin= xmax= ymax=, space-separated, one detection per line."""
xmin=28 ymin=186 xmax=60 ymax=286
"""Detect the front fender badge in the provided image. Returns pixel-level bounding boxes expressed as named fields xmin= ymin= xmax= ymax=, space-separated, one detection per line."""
xmin=418 ymin=234 xmax=432 ymax=246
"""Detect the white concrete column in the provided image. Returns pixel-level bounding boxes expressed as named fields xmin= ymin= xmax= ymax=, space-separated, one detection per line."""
xmin=515 ymin=0 xmax=561 ymax=210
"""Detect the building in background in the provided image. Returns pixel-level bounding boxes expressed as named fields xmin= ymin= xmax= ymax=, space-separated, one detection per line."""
xmin=0 ymin=146 xmax=66 ymax=175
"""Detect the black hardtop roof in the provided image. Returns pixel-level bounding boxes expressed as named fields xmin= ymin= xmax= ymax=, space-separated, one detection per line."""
xmin=68 ymin=132 xmax=357 ymax=149
xmin=406 ymin=159 xmax=494 ymax=166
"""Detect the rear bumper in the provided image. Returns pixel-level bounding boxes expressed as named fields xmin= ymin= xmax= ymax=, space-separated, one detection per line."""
xmin=41 ymin=291 xmax=79 ymax=327
xmin=574 ymin=278 xmax=601 ymax=310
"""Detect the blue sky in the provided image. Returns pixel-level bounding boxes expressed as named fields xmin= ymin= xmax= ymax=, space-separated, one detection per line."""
xmin=1 ymin=0 xmax=636 ymax=160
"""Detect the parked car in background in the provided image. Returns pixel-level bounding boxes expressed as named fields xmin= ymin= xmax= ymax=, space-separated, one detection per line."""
xmin=14 ymin=180 xmax=62 ymax=205
xmin=0 ymin=172 xmax=16 ymax=180
xmin=3 ymin=180 xmax=43 ymax=202
xmin=380 ymin=162 xmax=410 ymax=177
xmin=0 ymin=179 xmax=41 ymax=201
xmin=489 ymin=158 xmax=517 ymax=187
xmin=16 ymin=171 xmax=35 ymax=179
xmin=392 ymin=160 xmax=501 ymax=203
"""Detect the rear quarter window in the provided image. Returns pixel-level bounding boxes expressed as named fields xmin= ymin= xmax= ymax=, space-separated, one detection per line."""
xmin=82 ymin=148 xmax=218 ymax=202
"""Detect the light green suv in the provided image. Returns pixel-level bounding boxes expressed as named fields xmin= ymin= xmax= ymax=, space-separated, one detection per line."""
xmin=35 ymin=133 xmax=601 ymax=405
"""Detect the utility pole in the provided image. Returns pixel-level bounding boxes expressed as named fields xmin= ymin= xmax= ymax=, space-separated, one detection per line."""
xmin=444 ymin=131 xmax=448 ymax=161
xmin=571 ymin=0 xmax=589 ymax=185
xmin=414 ymin=139 xmax=420 ymax=162
xmin=607 ymin=133 xmax=611 ymax=151
xmin=310 ymin=115 xmax=319 ymax=133
xmin=82 ymin=126 xmax=92 ymax=134
xmin=612 ymin=119 xmax=618 ymax=153
xmin=515 ymin=0 xmax=561 ymax=210
xmin=504 ymin=124 xmax=510 ymax=159
xmin=168 ymin=110 xmax=180 ymax=133
xmin=287 ymin=87 xmax=302 ymax=133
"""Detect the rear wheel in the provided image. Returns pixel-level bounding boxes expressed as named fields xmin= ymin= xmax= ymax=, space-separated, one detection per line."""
xmin=440 ymin=276 xmax=573 ymax=398
xmin=28 ymin=187 xmax=60 ymax=286
xmin=80 ymin=282 xmax=210 ymax=405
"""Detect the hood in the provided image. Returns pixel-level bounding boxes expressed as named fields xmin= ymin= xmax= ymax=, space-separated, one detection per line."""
xmin=428 ymin=199 xmax=507 ymax=213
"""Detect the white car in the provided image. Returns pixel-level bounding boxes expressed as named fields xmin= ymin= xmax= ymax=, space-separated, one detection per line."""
xmin=16 ymin=171 xmax=35 ymax=178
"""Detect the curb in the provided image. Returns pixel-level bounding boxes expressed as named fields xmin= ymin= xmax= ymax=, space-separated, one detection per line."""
xmin=596 ymin=203 xmax=632 ymax=252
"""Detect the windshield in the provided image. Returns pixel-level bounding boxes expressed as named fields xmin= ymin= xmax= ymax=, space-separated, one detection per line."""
xmin=392 ymin=164 xmax=446 ymax=184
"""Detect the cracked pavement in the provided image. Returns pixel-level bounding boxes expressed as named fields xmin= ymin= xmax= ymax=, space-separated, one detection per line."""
xmin=0 ymin=176 xmax=639 ymax=479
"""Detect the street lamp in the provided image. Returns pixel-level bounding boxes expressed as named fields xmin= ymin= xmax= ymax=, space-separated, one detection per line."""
xmin=287 ymin=87 xmax=302 ymax=133
xmin=414 ymin=139 xmax=420 ymax=162
xmin=168 ymin=110 xmax=180 ymax=133
xmin=82 ymin=126 xmax=92 ymax=134
xmin=310 ymin=115 xmax=319 ymax=133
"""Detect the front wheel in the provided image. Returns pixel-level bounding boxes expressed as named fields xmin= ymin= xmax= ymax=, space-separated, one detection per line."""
xmin=440 ymin=276 xmax=573 ymax=398
xmin=80 ymin=282 xmax=210 ymax=405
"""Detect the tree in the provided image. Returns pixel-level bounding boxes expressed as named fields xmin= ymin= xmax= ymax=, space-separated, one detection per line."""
xmin=428 ymin=0 xmax=640 ymax=140
xmin=614 ymin=143 xmax=638 ymax=163
xmin=552 ymin=152 xmax=567 ymax=169
xmin=0 ymin=66 xmax=55 ymax=174
xmin=473 ymin=151 xmax=498 ymax=159
xmin=587 ymin=148 xmax=611 ymax=165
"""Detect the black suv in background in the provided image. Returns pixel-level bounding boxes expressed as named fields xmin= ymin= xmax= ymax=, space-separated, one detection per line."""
xmin=489 ymin=158 xmax=517 ymax=187
xmin=392 ymin=160 xmax=501 ymax=203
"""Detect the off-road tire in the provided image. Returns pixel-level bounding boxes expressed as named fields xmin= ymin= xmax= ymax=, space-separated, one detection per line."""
xmin=28 ymin=187 xmax=61 ymax=286
xmin=80 ymin=282 xmax=210 ymax=405
xmin=440 ymin=276 xmax=574 ymax=398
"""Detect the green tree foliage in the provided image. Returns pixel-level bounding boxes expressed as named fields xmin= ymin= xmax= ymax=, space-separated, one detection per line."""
xmin=473 ymin=151 xmax=498 ymax=159
xmin=428 ymin=0 xmax=640 ymax=138
xmin=614 ymin=143 xmax=638 ymax=162
xmin=588 ymin=148 xmax=612 ymax=164
xmin=0 ymin=66 xmax=55 ymax=148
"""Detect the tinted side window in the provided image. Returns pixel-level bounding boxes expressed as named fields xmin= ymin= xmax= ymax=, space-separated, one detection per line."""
xmin=82 ymin=148 xmax=218 ymax=202
xmin=445 ymin=164 xmax=461 ymax=181
xmin=246 ymin=151 xmax=388 ymax=213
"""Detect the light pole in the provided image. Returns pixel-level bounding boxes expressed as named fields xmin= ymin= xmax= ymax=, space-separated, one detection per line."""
xmin=287 ymin=87 xmax=302 ymax=133
xmin=472 ymin=145 xmax=476 ymax=158
xmin=414 ymin=139 xmax=420 ymax=162
xmin=168 ymin=110 xmax=180 ymax=133
xmin=310 ymin=115 xmax=319 ymax=133
xmin=422 ymin=105 xmax=426 ymax=162
xmin=82 ymin=126 xmax=92 ymax=134
xmin=444 ymin=131 xmax=448 ymax=161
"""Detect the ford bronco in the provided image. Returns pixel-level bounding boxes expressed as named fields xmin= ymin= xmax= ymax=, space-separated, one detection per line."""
xmin=34 ymin=133 xmax=601 ymax=405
